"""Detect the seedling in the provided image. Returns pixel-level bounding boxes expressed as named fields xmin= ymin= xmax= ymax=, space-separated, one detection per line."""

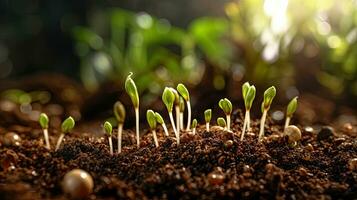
xmin=191 ymin=119 xmax=197 ymax=135
xmin=218 ymin=98 xmax=233 ymax=131
xmin=285 ymin=97 xmax=298 ymax=130
xmin=258 ymin=86 xmax=276 ymax=142
xmin=146 ymin=110 xmax=159 ymax=147
xmin=217 ymin=117 xmax=227 ymax=130
xmin=170 ymin=88 xmax=181 ymax=134
xmin=241 ymin=82 xmax=256 ymax=141
xmin=39 ymin=113 xmax=50 ymax=149
xmin=113 ymin=101 xmax=125 ymax=153
xmin=179 ymin=97 xmax=185 ymax=129
xmin=104 ymin=121 xmax=113 ymax=155
xmin=204 ymin=109 xmax=212 ymax=132
xmin=125 ymin=72 xmax=140 ymax=148
xmin=162 ymin=87 xmax=179 ymax=144
xmin=155 ymin=112 xmax=169 ymax=136
xmin=55 ymin=117 xmax=75 ymax=151
xmin=177 ymin=83 xmax=191 ymax=131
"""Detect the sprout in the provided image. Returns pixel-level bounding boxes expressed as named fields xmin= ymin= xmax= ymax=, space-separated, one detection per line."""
xmin=218 ymin=98 xmax=232 ymax=131
xmin=217 ymin=117 xmax=227 ymax=130
xmin=125 ymin=72 xmax=140 ymax=148
xmin=39 ymin=113 xmax=50 ymax=149
xmin=204 ymin=109 xmax=212 ymax=132
xmin=170 ymin=88 xmax=181 ymax=135
xmin=258 ymin=86 xmax=276 ymax=142
xmin=191 ymin=119 xmax=197 ymax=135
xmin=162 ymin=87 xmax=179 ymax=144
xmin=146 ymin=110 xmax=159 ymax=147
xmin=241 ymin=83 xmax=256 ymax=141
xmin=285 ymin=97 xmax=298 ymax=130
xmin=104 ymin=121 xmax=113 ymax=155
xmin=114 ymin=101 xmax=126 ymax=153
xmin=177 ymin=83 xmax=191 ymax=131
xmin=55 ymin=117 xmax=75 ymax=151
xmin=155 ymin=112 xmax=169 ymax=136
xmin=179 ymin=97 xmax=185 ymax=129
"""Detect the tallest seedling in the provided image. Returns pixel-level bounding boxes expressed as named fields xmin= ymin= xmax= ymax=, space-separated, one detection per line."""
xmin=241 ymin=82 xmax=256 ymax=141
xmin=258 ymin=86 xmax=276 ymax=142
xmin=125 ymin=73 xmax=140 ymax=148
xmin=162 ymin=87 xmax=179 ymax=144
xmin=177 ymin=84 xmax=191 ymax=131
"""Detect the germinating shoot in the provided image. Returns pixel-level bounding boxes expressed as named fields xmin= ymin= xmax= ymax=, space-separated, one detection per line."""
xmin=204 ymin=109 xmax=212 ymax=132
xmin=155 ymin=112 xmax=169 ymax=136
xmin=162 ymin=87 xmax=179 ymax=144
xmin=170 ymin=88 xmax=181 ymax=134
xmin=179 ymin=97 xmax=185 ymax=129
xmin=39 ymin=113 xmax=51 ymax=150
xmin=114 ymin=101 xmax=125 ymax=153
xmin=218 ymin=98 xmax=233 ymax=131
xmin=125 ymin=72 xmax=140 ymax=148
xmin=55 ymin=116 xmax=75 ymax=151
xmin=285 ymin=97 xmax=298 ymax=130
xmin=258 ymin=86 xmax=276 ymax=142
xmin=177 ymin=83 xmax=191 ymax=131
xmin=191 ymin=119 xmax=197 ymax=135
xmin=147 ymin=110 xmax=159 ymax=147
xmin=217 ymin=117 xmax=227 ymax=130
xmin=104 ymin=121 xmax=113 ymax=155
xmin=241 ymin=82 xmax=256 ymax=141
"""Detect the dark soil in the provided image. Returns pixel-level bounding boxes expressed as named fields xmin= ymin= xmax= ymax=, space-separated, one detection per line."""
xmin=1 ymin=109 xmax=357 ymax=200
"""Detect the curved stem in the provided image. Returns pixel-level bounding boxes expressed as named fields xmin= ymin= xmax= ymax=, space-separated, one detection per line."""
xmin=169 ymin=112 xmax=179 ymax=145
xmin=117 ymin=124 xmax=123 ymax=153
xmin=241 ymin=111 xmax=249 ymax=141
xmin=43 ymin=129 xmax=50 ymax=150
xmin=109 ymin=136 xmax=113 ymax=155
xmin=152 ymin=130 xmax=159 ymax=147
xmin=180 ymin=112 xmax=184 ymax=129
xmin=258 ymin=110 xmax=267 ymax=142
xmin=55 ymin=133 xmax=65 ymax=151
xmin=162 ymin=123 xmax=169 ymax=136
xmin=284 ymin=117 xmax=291 ymax=130
xmin=135 ymin=108 xmax=140 ymax=148
xmin=247 ymin=111 xmax=251 ymax=132
xmin=186 ymin=101 xmax=191 ymax=131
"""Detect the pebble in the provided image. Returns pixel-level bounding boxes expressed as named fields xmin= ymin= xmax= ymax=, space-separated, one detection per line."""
xmin=62 ymin=169 xmax=94 ymax=199
xmin=224 ymin=140 xmax=233 ymax=149
xmin=348 ymin=158 xmax=357 ymax=171
xmin=2 ymin=132 xmax=21 ymax=146
xmin=317 ymin=126 xmax=334 ymax=140
xmin=208 ymin=171 xmax=225 ymax=186
xmin=284 ymin=125 xmax=301 ymax=143
xmin=305 ymin=143 xmax=314 ymax=151
xmin=343 ymin=123 xmax=353 ymax=132
xmin=304 ymin=126 xmax=314 ymax=133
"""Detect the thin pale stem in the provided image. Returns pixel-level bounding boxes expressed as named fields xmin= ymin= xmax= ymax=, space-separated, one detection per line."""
xmin=169 ymin=112 xmax=179 ymax=145
xmin=247 ymin=111 xmax=251 ymax=132
xmin=284 ymin=117 xmax=291 ymax=130
xmin=175 ymin=106 xmax=180 ymax=133
xmin=152 ymin=130 xmax=159 ymax=147
xmin=258 ymin=110 xmax=268 ymax=142
xmin=186 ymin=101 xmax=191 ymax=131
xmin=55 ymin=133 xmax=65 ymax=151
xmin=162 ymin=123 xmax=169 ymax=136
xmin=109 ymin=136 xmax=113 ymax=155
xmin=135 ymin=108 xmax=140 ymax=148
xmin=206 ymin=123 xmax=209 ymax=132
xmin=117 ymin=124 xmax=123 ymax=153
xmin=241 ymin=111 xmax=249 ymax=141
xmin=43 ymin=129 xmax=50 ymax=150
xmin=180 ymin=112 xmax=184 ymax=129
xmin=226 ymin=115 xmax=231 ymax=131
xmin=193 ymin=127 xmax=196 ymax=135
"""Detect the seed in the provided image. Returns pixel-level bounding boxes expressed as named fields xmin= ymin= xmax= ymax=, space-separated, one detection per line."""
xmin=208 ymin=171 xmax=225 ymax=185
xmin=2 ymin=132 xmax=21 ymax=146
xmin=348 ymin=158 xmax=357 ymax=171
xmin=62 ymin=169 xmax=94 ymax=199
xmin=317 ymin=126 xmax=334 ymax=141
xmin=284 ymin=125 xmax=301 ymax=143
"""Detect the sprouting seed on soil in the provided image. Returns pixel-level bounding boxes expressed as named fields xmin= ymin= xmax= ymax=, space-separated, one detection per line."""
xmin=258 ymin=86 xmax=276 ymax=142
xmin=125 ymin=72 xmax=140 ymax=148
xmin=147 ymin=110 xmax=159 ymax=147
xmin=241 ymin=83 xmax=256 ymax=141
xmin=177 ymin=83 xmax=191 ymax=131
xmin=204 ymin=109 xmax=212 ymax=132
xmin=104 ymin=121 xmax=113 ymax=155
xmin=284 ymin=125 xmax=301 ymax=146
xmin=217 ymin=117 xmax=227 ymax=130
xmin=218 ymin=98 xmax=232 ymax=131
xmin=55 ymin=116 xmax=75 ymax=151
xmin=155 ymin=112 xmax=169 ymax=136
xmin=114 ymin=101 xmax=125 ymax=153
xmin=39 ymin=113 xmax=50 ymax=150
xmin=191 ymin=119 xmax=197 ymax=135
xmin=285 ymin=96 xmax=298 ymax=130
xmin=163 ymin=87 xmax=179 ymax=144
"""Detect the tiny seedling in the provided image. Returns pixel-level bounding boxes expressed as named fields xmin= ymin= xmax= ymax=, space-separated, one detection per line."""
xmin=114 ymin=101 xmax=125 ymax=153
xmin=285 ymin=97 xmax=298 ymax=130
xmin=125 ymin=72 xmax=140 ymax=148
xmin=162 ymin=87 xmax=179 ymax=144
xmin=191 ymin=119 xmax=197 ymax=135
xmin=55 ymin=116 xmax=75 ymax=151
xmin=179 ymin=97 xmax=185 ymax=129
xmin=241 ymin=82 xmax=256 ymax=141
xmin=155 ymin=112 xmax=169 ymax=136
xmin=217 ymin=117 xmax=227 ymax=130
xmin=104 ymin=121 xmax=113 ymax=155
xmin=204 ymin=109 xmax=212 ymax=132
xmin=258 ymin=86 xmax=276 ymax=142
xmin=170 ymin=88 xmax=181 ymax=134
xmin=146 ymin=110 xmax=159 ymax=147
xmin=39 ymin=113 xmax=50 ymax=150
xmin=177 ymin=83 xmax=191 ymax=131
xmin=218 ymin=98 xmax=233 ymax=131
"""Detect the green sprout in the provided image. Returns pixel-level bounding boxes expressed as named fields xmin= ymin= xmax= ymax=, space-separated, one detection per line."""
xmin=258 ymin=86 xmax=276 ymax=142
xmin=104 ymin=121 xmax=113 ymax=155
xmin=55 ymin=116 xmax=75 ymax=151
xmin=146 ymin=110 xmax=159 ymax=147
xmin=39 ymin=113 xmax=50 ymax=150
xmin=217 ymin=117 xmax=227 ymax=130
xmin=241 ymin=83 xmax=256 ymax=141
xmin=191 ymin=119 xmax=198 ymax=135
xmin=179 ymin=97 xmax=185 ymax=129
xmin=177 ymin=83 xmax=191 ymax=131
xmin=204 ymin=109 xmax=212 ymax=132
xmin=285 ymin=97 xmax=298 ymax=130
xmin=155 ymin=112 xmax=169 ymax=136
xmin=113 ymin=101 xmax=126 ymax=153
xmin=218 ymin=98 xmax=233 ymax=131
xmin=125 ymin=72 xmax=140 ymax=148
xmin=170 ymin=88 xmax=181 ymax=134
xmin=162 ymin=87 xmax=179 ymax=144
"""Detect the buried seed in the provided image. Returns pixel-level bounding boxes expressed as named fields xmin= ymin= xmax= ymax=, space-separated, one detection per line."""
xmin=62 ymin=169 xmax=94 ymax=199
xmin=284 ymin=125 xmax=302 ymax=144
